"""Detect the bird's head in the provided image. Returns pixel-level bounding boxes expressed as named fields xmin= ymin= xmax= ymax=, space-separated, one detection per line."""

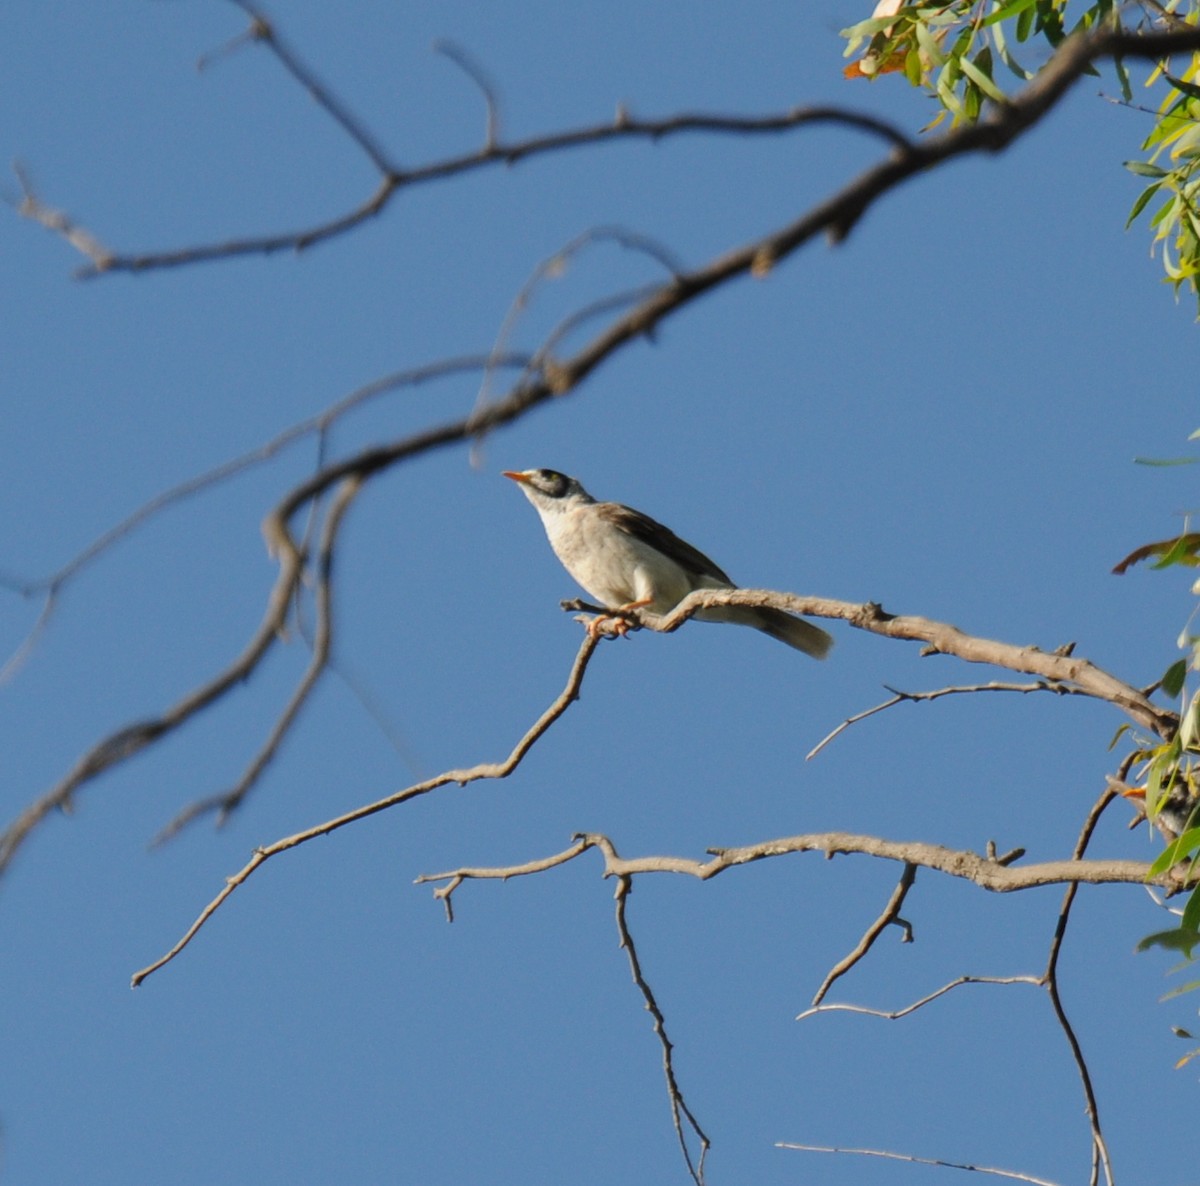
xmin=502 ymin=468 xmax=592 ymax=510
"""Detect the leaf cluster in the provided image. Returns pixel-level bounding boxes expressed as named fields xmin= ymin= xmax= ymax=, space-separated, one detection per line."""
xmin=841 ymin=1 xmax=1200 ymax=310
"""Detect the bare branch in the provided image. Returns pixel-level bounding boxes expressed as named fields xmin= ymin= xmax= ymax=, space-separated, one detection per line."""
xmin=0 ymin=543 xmax=304 ymax=878
xmin=797 ymin=974 xmax=1042 ymax=1023
xmin=419 ymin=829 xmax=1181 ymax=901
xmin=777 ymin=1142 xmax=1063 ymax=1186
xmin=1041 ymin=783 xmax=1123 ymax=1186
xmin=808 ymin=862 xmax=918 ymax=1006
xmin=151 ymin=475 xmax=362 ymax=845
xmin=224 ymin=0 xmax=398 ymax=176
xmin=807 ymin=679 xmax=1086 ymax=760
xmin=131 ymin=632 xmax=601 ymax=986
xmin=470 ymin=226 xmax=682 ymax=437
xmin=10 ymin=163 xmax=114 ymax=272
xmin=0 ymin=353 xmax=529 ymax=603
xmin=614 ymin=876 xmax=710 ymax=1186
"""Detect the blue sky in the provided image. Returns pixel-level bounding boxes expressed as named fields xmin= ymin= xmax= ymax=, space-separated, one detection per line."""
xmin=2 ymin=3 xmax=1200 ymax=1183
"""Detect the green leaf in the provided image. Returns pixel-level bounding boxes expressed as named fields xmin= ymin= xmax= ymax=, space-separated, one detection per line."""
xmin=1107 ymin=722 xmax=1132 ymax=751
xmin=1181 ymin=887 xmax=1200 ymax=933
xmin=1125 ymin=161 xmax=1169 ymax=178
xmin=1016 ymin=2 xmax=1034 ymax=40
xmin=1153 ymin=534 xmax=1200 ymax=567
xmin=1162 ymin=976 xmax=1200 ymax=1001
xmin=1164 ymin=71 xmax=1200 ymax=103
xmin=1127 ymin=181 xmax=1163 ymax=228
xmin=1147 ymin=826 xmax=1200 ymax=878
xmin=983 ymin=0 xmax=1039 ymax=26
xmin=960 ymin=48 xmax=1008 ymax=104
xmin=1115 ymin=55 xmax=1132 ymax=104
xmin=1164 ymin=659 xmax=1189 ymax=699
xmin=1138 ymin=926 xmax=1200 ymax=957
xmin=992 ymin=18 xmax=1032 ymax=80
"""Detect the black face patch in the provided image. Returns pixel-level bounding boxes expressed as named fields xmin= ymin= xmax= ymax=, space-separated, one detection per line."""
xmin=538 ymin=469 xmax=569 ymax=498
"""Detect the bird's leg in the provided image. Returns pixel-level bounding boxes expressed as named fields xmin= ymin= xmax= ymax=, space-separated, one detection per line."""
xmin=588 ymin=597 xmax=653 ymax=639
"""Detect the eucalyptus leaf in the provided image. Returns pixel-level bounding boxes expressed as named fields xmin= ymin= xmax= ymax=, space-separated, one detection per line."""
xmin=1163 ymin=658 xmax=1189 ymax=699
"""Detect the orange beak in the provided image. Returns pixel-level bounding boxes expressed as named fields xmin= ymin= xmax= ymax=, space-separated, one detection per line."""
xmin=502 ymin=470 xmax=531 ymax=485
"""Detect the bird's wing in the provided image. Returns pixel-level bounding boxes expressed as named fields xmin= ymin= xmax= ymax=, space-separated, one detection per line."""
xmin=596 ymin=501 xmax=734 ymax=585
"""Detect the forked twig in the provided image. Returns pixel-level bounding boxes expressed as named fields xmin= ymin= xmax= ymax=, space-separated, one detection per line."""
xmin=151 ymin=475 xmax=362 ymax=844
xmin=808 ymin=862 xmax=917 ymax=1006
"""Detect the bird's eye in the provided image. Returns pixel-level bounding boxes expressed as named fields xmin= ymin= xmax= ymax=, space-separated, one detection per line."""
xmin=541 ymin=470 xmax=566 ymax=496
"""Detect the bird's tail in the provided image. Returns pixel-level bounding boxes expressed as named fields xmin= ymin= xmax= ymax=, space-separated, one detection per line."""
xmin=755 ymin=608 xmax=834 ymax=658
xmin=698 ymin=604 xmax=834 ymax=659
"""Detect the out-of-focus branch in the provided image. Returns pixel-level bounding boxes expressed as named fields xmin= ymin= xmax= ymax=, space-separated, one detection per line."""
xmin=0 ymin=542 xmax=303 ymax=878
xmin=151 ymin=475 xmax=362 ymax=846
xmin=19 ymin=15 xmax=1200 ymax=276
xmin=0 ymin=353 xmax=529 ymax=690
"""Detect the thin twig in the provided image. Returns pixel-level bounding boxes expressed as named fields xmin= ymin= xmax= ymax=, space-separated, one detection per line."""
xmin=470 ymin=226 xmax=681 ymax=437
xmin=807 ymin=679 xmax=1084 ymax=760
xmin=808 ymin=863 xmax=917 ymax=1006
xmin=225 ymin=0 xmax=398 ymax=176
xmin=614 ymin=876 xmax=710 ymax=1186
xmin=1041 ymin=782 xmax=1122 ymax=1186
xmin=433 ymin=40 xmax=501 ymax=149
xmin=776 ymin=1142 xmax=1063 ymax=1186
xmin=0 ymin=353 xmax=529 ymax=602
xmin=797 ymin=974 xmax=1042 ymax=1022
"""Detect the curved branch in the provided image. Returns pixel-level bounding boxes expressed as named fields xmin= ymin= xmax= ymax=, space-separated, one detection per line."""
xmin=151 ymin=475 xmax=362 ymax=845
xmin=614 ymin=876 xmax=710 ymax=1186
xmin=131 ymin=632 xmax=601 ymax=986
xmin=0 ymin=543 xmax=303 ymax=877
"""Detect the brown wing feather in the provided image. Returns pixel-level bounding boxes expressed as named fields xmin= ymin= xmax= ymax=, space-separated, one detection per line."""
xmin=597 ymin=501 xmax=734 ymax=585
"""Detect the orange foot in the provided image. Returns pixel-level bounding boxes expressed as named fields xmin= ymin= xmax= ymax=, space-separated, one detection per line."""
xmin=587 ymin=597 xmax=653 ymax=639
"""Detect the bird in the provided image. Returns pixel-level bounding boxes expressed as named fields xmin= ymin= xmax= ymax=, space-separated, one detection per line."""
xmin=1117 ymin=775 xmax=1200 ymax=842
xmin=502 ymin=468 xmax=833 ymax=657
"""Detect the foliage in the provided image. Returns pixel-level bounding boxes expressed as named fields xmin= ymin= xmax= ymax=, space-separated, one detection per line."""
xmin=1113 ymin=431 xmax=1200 ymax=1045
xmin=841 ymin=0 xmax=1200 ymax=312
